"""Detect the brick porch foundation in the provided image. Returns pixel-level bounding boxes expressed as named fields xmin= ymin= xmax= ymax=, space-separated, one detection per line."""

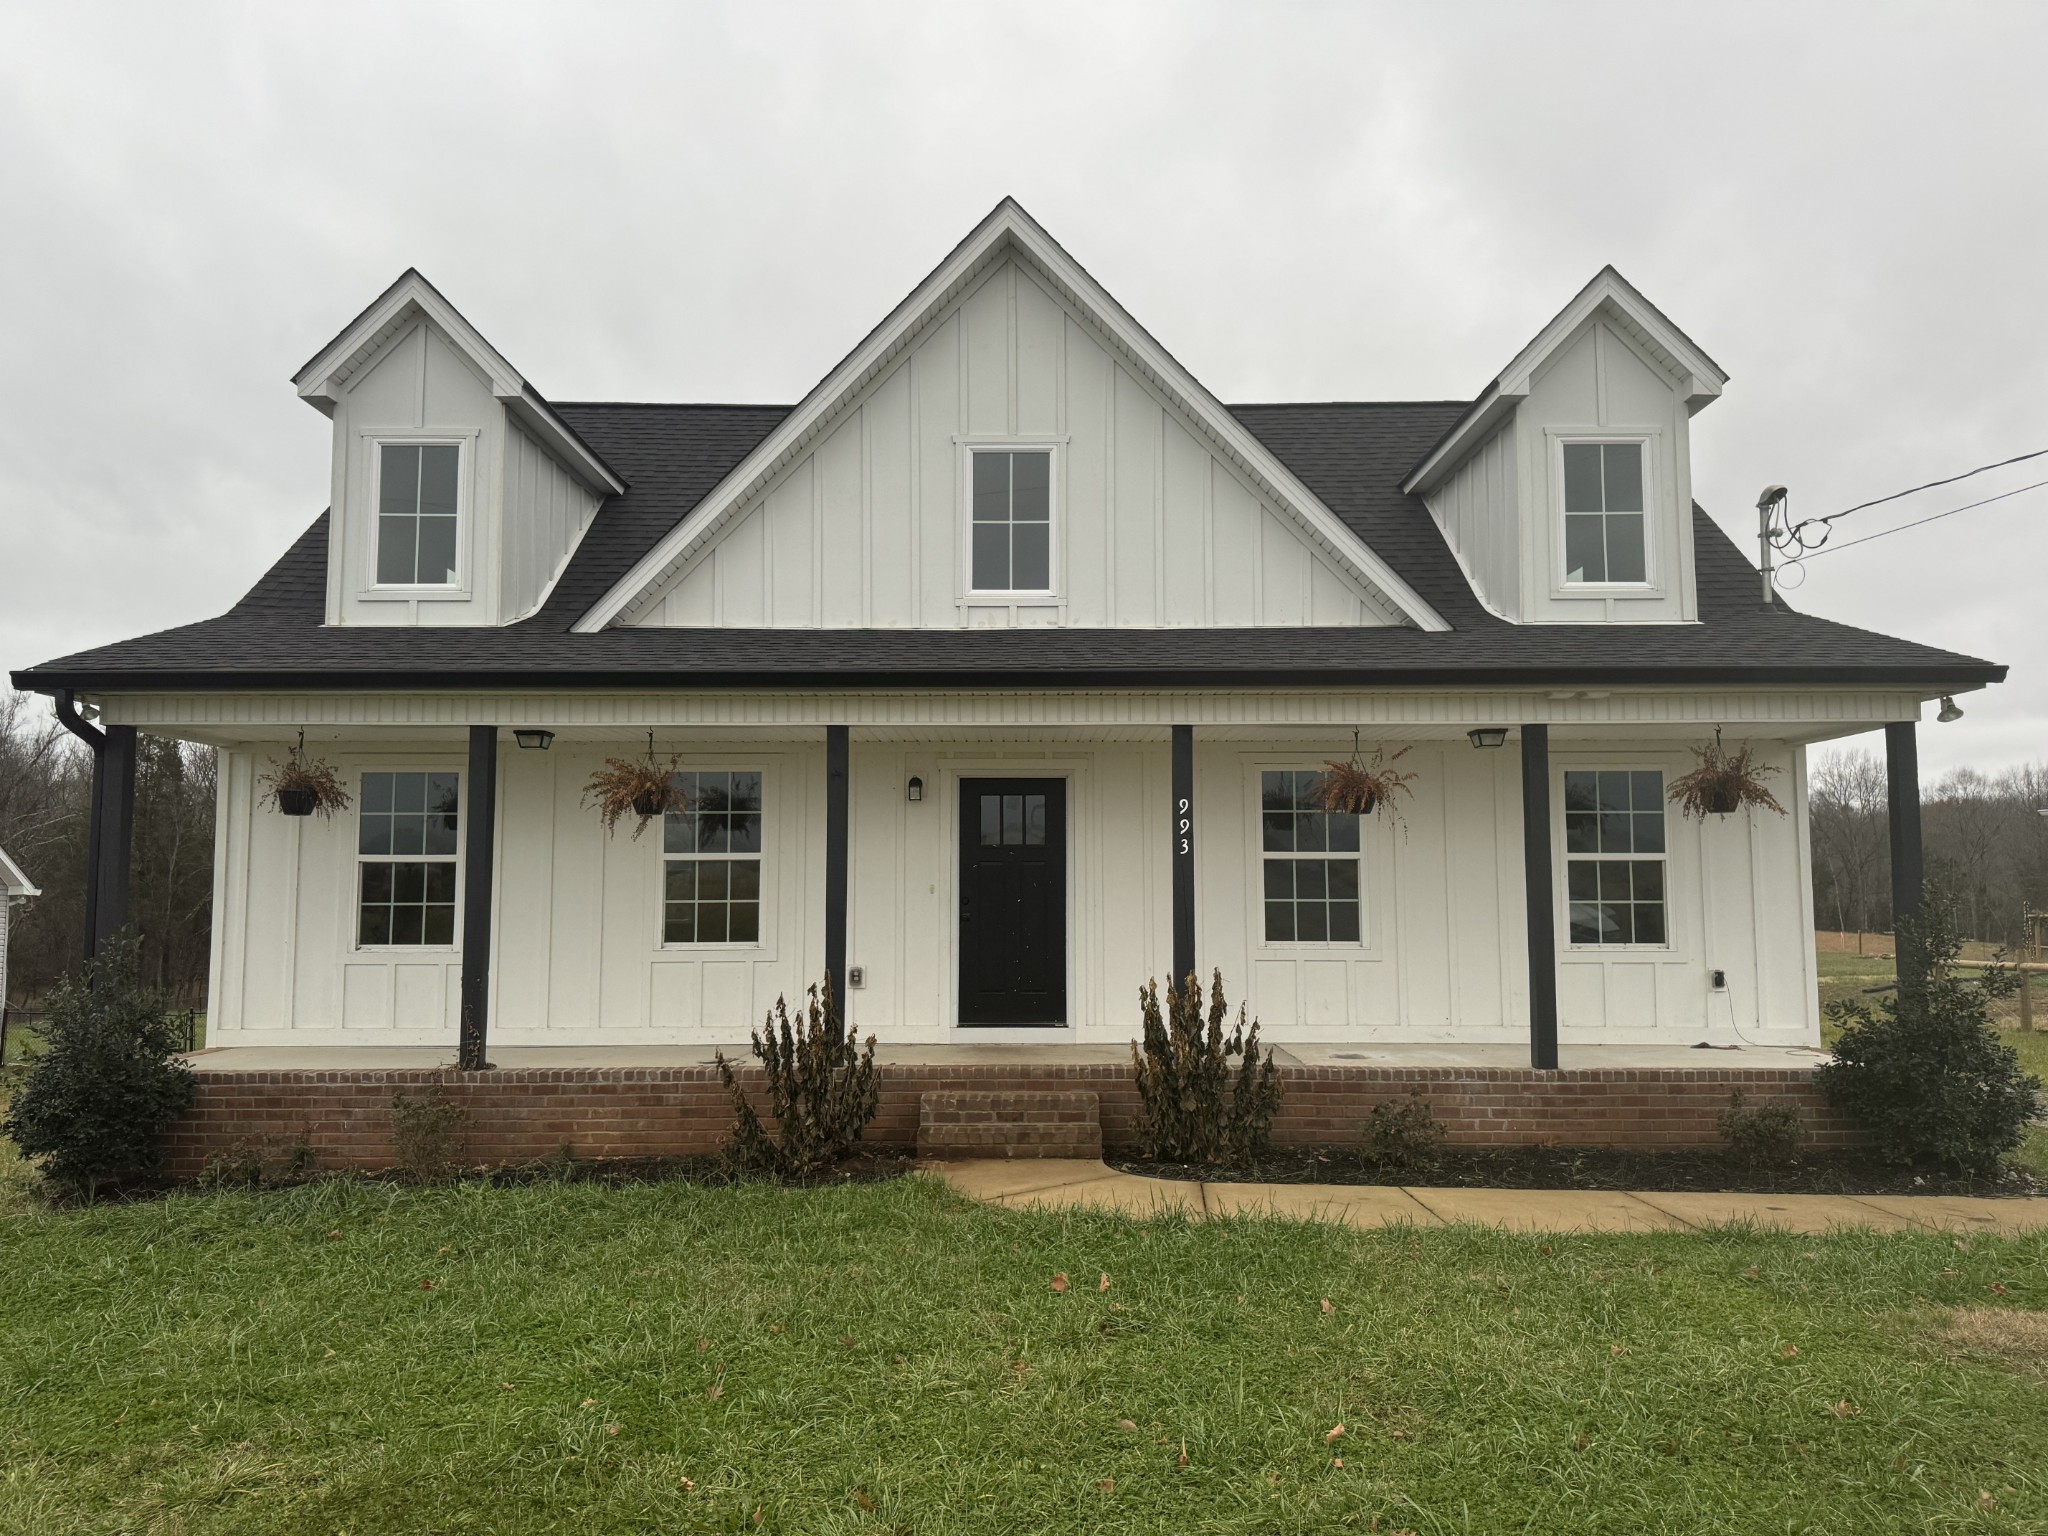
xmin=161 ymin=1062 xmax=1860 ymax=1179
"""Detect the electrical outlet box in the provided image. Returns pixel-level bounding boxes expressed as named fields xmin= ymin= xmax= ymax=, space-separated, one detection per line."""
xmin=1710 ymin=968 xmax=1727 ymax=991
xmin=848 ymin=966 xmax=866 ymax=988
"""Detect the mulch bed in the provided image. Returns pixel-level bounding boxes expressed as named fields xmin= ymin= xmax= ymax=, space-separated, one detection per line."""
xmin=1111 ymin=1147 xmax=2043 ymax=1198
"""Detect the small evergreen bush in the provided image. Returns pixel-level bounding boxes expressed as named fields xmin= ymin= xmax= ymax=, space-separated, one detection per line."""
xmin=1 ymin=931 xmax=195 ymax=1199
xmin=716 ymin=977 xmax=878 ymax=1177
xmin=1816 ymin=892 xmax=2042 ymax=1175
xmin=1130 ymin=970 xmax=1280 ymax=1165
xmin=1362 ymin=1088 xmax=1446 ymax=1172
xmin=390 ymin=1091 xmax=467 ymax=1182
xmin=1715 ymin=1089 xmax=1804 ymax=1168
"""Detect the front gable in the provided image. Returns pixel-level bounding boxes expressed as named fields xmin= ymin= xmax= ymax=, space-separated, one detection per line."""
xmin=577 ymin=201 xmax=1447 ymax=633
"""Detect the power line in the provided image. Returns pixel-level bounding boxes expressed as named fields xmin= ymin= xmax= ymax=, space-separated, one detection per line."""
xmin=1784 ymin=445 xmax=2048 ymax=539
xmin=1794 ymin=476 xmax=2048 ymax=561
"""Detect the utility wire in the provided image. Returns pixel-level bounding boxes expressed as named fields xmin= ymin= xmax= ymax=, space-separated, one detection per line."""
xmin=1793 ymin=476 xmax=2048 ymax=561
xmin=1784 ymin=445 xmax=2048 ymax=538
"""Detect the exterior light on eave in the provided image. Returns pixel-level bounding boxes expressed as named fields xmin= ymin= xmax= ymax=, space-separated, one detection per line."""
xmin=907 ymin=776 xmax=925 ymax=802
xmin=1936 ymin=697 xmax=1964 ymax=724
xmin=1467 ymin=728 xmax=1509 ymax=750
xmin=514 ymin=729 xmax=556 ymax=750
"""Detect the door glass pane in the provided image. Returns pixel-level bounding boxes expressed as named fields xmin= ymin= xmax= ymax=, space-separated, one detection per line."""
xmin=1002 ymin=795 xmax=1023 ymax=845
xmin=981 ymin=795 xmax=1001 ymax=846
xmin=1024 ymin=794 xmax=1046 ymax=845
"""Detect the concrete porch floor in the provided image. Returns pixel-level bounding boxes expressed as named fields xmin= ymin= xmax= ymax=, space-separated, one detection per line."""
xmin=181 ymin=1040 xmax=1829 ymax=1072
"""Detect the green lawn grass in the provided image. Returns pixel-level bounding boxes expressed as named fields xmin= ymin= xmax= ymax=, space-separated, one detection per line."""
xmin=1 ymin=1175 xmax=2045 ymax=1534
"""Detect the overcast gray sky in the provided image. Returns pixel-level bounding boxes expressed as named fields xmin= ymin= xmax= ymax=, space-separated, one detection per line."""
xmin=1 ymin=1 xmax=2040 ymax=775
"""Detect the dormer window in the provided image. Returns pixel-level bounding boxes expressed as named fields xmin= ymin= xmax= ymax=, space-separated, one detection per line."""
xmin=1562 ymin=440 xmax=1647 ymax=585
xmin=968 ymin=449 xmax=1053 ymax=593
xmin=375 ymin=441 xmax=462 ymax=586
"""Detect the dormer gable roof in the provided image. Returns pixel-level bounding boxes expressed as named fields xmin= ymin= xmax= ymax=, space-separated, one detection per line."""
xmin=292 ymin=268 xmax=627 ymax=497
xmin=1403 ymin=265 xmax=1728 ymax=496
xmin=572 ymin=198 xmax=1450 ymax=634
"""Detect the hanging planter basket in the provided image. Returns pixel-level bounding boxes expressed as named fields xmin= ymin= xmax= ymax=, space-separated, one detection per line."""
xmin=1313 ymin=734 xmax=1417 ymax=824
xmin=1667 ymin=728 xmax=1787 ymax=821
xmin=260 ymin=730 xmax=352 ymax=819
xmin=584 ymin=732 xmax=683 ymax=839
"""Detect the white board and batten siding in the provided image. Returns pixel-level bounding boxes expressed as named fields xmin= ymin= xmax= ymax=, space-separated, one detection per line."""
xmin=321 ymin=319 xmax=601 ymax=628
xmin=205 ymin=734 xmax=1819 ymax=1048
xmin=1423 ymin=314 xmax=1699 ymax=623
xmin=632 ymin=256 xmax=1398 ymax=631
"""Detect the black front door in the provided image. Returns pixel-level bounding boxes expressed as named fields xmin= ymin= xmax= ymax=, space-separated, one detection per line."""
xmin=958 ymin=779 xmax=1067 ymax=1025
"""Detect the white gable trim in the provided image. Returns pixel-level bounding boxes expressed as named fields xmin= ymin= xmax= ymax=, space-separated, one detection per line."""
xmin=574 ymin=200 xmax=1448 ymax=634
xmin=293 ymin=270 xmax=626 ymax=497
xmin=0 ymin=846 xmax=40 ymax=899
xmin=1404 ymin=266 xmax=1727 ymax=497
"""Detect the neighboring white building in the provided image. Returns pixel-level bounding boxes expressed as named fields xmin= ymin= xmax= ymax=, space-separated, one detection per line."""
xmin=11 ymin=200 xmax=2002 ymax=1067
xmin=0 ymin=846 xmax=41 ymax=1014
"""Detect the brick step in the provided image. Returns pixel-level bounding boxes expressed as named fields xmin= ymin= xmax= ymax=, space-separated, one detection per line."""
xmin=917 ymin=1090 xmax=1103 ymax=1160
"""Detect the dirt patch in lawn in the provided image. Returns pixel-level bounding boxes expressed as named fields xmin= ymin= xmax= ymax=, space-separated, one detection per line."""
xmin=1111 ymin=1147 xmax=2043 ymax=1198
xmin=1938 ymin=1307 xmax=2048 ymax=1382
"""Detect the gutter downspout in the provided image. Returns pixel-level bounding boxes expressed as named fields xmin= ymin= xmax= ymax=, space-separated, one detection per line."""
xmin=54 ymin=690 xmax=106 ymax=961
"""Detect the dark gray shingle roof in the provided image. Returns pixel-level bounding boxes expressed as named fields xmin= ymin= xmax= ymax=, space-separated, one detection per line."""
xmin=11 ymin=400 xmax=2004 ymax=692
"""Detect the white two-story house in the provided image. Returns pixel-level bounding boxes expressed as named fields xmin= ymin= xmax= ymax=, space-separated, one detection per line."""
xmin=15 ymin=199 xmax=2001 ymax=1074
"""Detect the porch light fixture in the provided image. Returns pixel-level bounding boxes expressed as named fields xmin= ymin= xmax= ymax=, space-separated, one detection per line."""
xmin=1466 ymin=727 xmax=1509 ymax=750
xmin=513 ymin=729 xmax=556 ymax=750
xmin=907 ymin=775 xmax=924 ymax=802
xmin=1936 ymin=696 xmax=1964 ymax=723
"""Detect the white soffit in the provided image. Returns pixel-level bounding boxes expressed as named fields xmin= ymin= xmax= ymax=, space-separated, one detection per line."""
xmin=1403 ymin=266 xmax=1730 ymax=496
xmin=574 ymin=199 xmax=1450 ymax=634
xmin=291 ymin=269 xmax=625 ymax=497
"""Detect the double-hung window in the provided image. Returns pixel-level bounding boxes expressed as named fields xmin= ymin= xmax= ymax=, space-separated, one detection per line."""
xmin=376 ymin=442 xmax=462 ymax=586
xmin=1564 ymin=770 xmax=1666 ymax=946
xmin=1562 ymin=441 xmax=1647 ymax=584
xmin=1260 ymin=770 xmax=1362 ymax=943
xmin=663 ymin=771 xmax=763 ymax=944
xmin=357 ymin=770 xmax=460 ymax=947
xmin=969 ymin=450 xmax=1052 ymax=592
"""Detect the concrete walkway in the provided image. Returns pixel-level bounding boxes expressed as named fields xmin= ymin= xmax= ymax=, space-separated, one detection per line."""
xmin=932 ymin=1159 xmax=2048 ymax=1235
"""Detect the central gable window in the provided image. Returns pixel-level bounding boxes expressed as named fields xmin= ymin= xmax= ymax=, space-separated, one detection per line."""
xmin=375 ymin=441 xmax=463 ymax=586
xmin=969 ymin=449 xmax=1053 ymax=593
xmin=1561 ymin=440 xmax=1648 ymax=585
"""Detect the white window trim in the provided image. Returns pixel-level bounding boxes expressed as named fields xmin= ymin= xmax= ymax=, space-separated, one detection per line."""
xmin=956 ymin=437 xmax=1065 ymax=604
xmin=1552 ymin=758 xmax=1679 ymax=956
xmin=352 ymin=764 xmax=465 ymax=955
xmin=359 ymin=428 xmax=480 ymax=600
xmin=1242 ymin=758 xmax=1376 ymax=955
xmin=1548 ymin=430 xmax=1663 ymax=597
xmin=656 ymin=762 xmax=773 ymax=954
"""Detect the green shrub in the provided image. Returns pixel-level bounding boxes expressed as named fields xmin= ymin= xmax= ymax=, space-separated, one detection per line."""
xmin=1715 ymin=1089 xmax=1804 ymax=1167
xmin=1 ymin=932 xmax=195 ymax=1199
xmin=1130 ymin=970 xmax=1280 ymax=1165
xmin=390 ymin=1091 xmax=467 ymax=1182
xmin=1362 ymin=1088 xmax=1445 ymax=1172
xmin=716 ymin=977 xmax=878 ymax=1178
xmin=1816 ymin=892 xmax=2042 ymax=1175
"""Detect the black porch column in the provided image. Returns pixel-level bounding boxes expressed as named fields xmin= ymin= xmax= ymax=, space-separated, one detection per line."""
xmin=1520 ymin=724 xmax=1560 ymax=1070
xmin=93 ymin=725 xmax=138 ymax=955
xmin=824 ymin=725 xmax=850 ymax=1011
xmin=457 ymin=725 xmax=498 ymax=1071
xmin=1886 ymin=720 xmax=1923 ymax=929
xmin=1171 ymin=725 xmax=1196 ymax=986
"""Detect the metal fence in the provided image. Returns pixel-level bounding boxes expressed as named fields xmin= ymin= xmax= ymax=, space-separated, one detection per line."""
xmin=0 ymin=1007 xmax=203 ymax=1064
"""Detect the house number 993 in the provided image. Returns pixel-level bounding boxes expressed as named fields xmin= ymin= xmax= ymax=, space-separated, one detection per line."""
xmin=1177 ymin=796 xmax=1191 ymax=855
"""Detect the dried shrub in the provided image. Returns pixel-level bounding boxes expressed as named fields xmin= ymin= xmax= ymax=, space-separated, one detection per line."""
xmin=390 ymin=1090 xmax=467 ymax=1182
xmin=1715 ymin=1089 xmax=1804 ymax=1167
xmin=716 ymin=977 xmax=879 ymax=1178
xmin=1314 ymin=737 xmax=1416 ymax=824
xmin=1362 ymin=1089 xmax=1446 ymax=1172
xmin=1816 ymin=890 xmax=2042 ymax=1175
xmin=583 ymin=745 xmax=682 ymax=837
xmin=1 ymin=931 xmax=195 ymax=1200
xmin=1131 ymin=970 xmax=1280 ymax=1165
xmin=199 ymin=1133 xmax=317 ymax=1190
xmin=259 ymin=731 xmax=352 ymax=818
xmin=1667 ymin=731 xmax=1785 ymax=820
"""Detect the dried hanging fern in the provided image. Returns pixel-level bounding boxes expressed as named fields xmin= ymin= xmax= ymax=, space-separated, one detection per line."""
xmin=1313 ymin=734 xmax=1417 ymax=824
xmin=259 ymin=730 xmax=352 ymax=817
xmin=1667 ymin=729 xmax=1786 ymax=820
xmin=583 ymin=732 xmax=682 ymax=838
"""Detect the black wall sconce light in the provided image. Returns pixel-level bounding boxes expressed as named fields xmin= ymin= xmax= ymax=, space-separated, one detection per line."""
xmin=513 ymin=729 xmax=556 ymax=750
xmin=1466 ymin=727 xmax=1509 ymax=749
xmin=907 ymin=775 xmax=924 ymax=802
